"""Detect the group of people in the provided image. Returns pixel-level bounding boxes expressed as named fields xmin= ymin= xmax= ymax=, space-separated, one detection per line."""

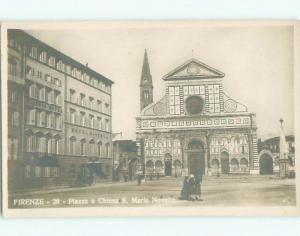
xmin=180 ymin=174 xmax=203 ymax=201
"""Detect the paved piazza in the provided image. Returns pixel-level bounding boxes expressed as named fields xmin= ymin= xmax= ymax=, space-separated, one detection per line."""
xmin=9 ymin=176 xmax=296 ymax=208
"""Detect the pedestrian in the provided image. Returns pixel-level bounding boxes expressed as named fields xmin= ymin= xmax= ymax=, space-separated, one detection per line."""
xmin=188 ymin=174 xmax=196 ymax=201
xmin=180 ymin=176 xmax=190 ymax=200
xmin=194 ymin=174 xmax=203 ymax=201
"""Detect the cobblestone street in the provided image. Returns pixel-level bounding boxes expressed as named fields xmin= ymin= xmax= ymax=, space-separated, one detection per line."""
xmin=9 ymin=175 xmax=296 ymax=208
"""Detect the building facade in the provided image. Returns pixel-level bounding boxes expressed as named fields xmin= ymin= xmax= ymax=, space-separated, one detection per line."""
xmin=136 ymin=51 xmax=259 ymax=177
xmin=7 ymin=30 xmax=113 ymax=190
xmin=258 ymin=135 xmax=295 ymax=176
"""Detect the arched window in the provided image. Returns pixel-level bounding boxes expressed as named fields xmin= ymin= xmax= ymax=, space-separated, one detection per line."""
xmin=56 ymin=60 xmax=65 ymax=71
xmin=29 ymin=84 xmax=37 ymax=98
xmin=80 ymin=139 xmax=86 ymax=156
xmin=38 ymin=137 xmax=47 ymax=153
xmin=39 ymin=51 xmax=47 ymax=63
xmin=70 ymin=109 xmax=76 ymax=124
xmin=155 ymin=160 xmax=163 ymax=169
xmin=97 ymin=117 xmax=102 ymax=130
xmin=47 ymin=138 xmax=53 ymax=154
xmin=56 ymin=115 xmax=62 ymax=130
xmin=89 ymin=139 xmax=95 ymax=156
xmin=26 ymin=134 xmax=35 ymax=152
xmin=230 ymin=158 xmax=239 ymax=171
xmin=105 ymin=143 xmax=110 ymax=157
xmin=39 ymin=111 xmax=46 ymax=127
xmin=211 ymin=159 xmax=220 ymax=169
xmin=146 ymin=160 xmax=154 ymax=169
xmin=39 ymin=87 xmax=45 ymax=101
xmin=97 ymin=141 xmax=102 ymax=157
xmin=52 ymin=137 xmax=60 ymax=155
xmin=89 ymin=115 xmax=95 ymax=128
xmin=47 ymin=90 xmax=55 ymax=104
xmin=240 ymin=158 xmax=248 ymax=166
xmin=240 ymin=158 xmax=248 ymax=171
xmin=48 ymin=56 xmax=55 ymax=67
xmin=30 ymin=47 xmax=37 ymax=59
xmin=69 ymin=137 xmax=76 ymax=155
xmin=80 ymin=112 xmax=86 ymax=126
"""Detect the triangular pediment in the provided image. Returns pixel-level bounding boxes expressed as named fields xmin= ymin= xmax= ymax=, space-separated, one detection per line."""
xmin=163 ymin=58 xmax=225 ymax=80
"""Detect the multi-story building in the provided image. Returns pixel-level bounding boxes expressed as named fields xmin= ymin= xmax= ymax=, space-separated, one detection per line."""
xmin=136 ymin=50 xmax=259 ymax=177
xmin=7 ymin=30 xmax=113 ymax=190
xmin=258 ymin=135 xmax=295 ymax=175
xmin=112 ymin=140 xmax=138 ymax=181
xmin=7 ymin=37 xmax=25 ymax=190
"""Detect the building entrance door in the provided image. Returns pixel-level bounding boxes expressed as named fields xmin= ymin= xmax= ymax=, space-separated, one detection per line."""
xmin=164 ymin=160 xmax=172 ymax=176
xmin=188 ymin=153 xmax=205 ymax=175
xmin=187 ymin=139 xmax=205 ymax=175
xmin=221 ymin=151 xmax=229 ymax=174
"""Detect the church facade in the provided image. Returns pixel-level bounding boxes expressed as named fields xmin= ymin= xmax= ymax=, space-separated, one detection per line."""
xmin=136 ymin=50 xmax=259 ymax=177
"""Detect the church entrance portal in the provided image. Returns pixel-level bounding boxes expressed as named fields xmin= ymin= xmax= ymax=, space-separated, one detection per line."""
xmin=221 ymin=151 xmax=230 ymax=174
xmin=187 ymin=140 xmax=205 ymax=175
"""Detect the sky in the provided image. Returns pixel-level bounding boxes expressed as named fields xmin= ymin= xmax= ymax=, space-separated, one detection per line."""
xmin=27 ymin=24 xmax=294 ymax=140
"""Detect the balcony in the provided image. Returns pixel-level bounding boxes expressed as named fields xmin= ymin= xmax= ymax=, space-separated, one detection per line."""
xmin=26 ymin=73 xmax=61 ymax=91
xmin=26 ymin=97 xmax=62 ymax=113
xmin=8 ymin=74 xmax=25 ymax=86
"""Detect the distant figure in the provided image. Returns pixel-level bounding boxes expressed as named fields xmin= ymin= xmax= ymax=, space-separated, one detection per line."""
xmin=156 ymin=173 xmax=160 ymax=180
xmin=137 ymin=169 xmax=143 ymax=186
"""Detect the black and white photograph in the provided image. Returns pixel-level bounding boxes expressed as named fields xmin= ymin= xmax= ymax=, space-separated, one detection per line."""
xmin=1 ymin=21 xmax=299 ymax=217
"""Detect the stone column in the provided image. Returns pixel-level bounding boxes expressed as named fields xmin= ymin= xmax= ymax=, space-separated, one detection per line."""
xmin=182 ymin=136 xmax=188 ymax=176
xmin=206 ymin=133 xmax=212 ymax=176
xmin=248 ymin=131 xmax=259 ymax=175
xmin=179 ymin=135 xmax=185 ymax=176
xmin=136 ymin=135 xmax=145 ymax=175
xmin=206 ymin=133 xmax=211 ymax=168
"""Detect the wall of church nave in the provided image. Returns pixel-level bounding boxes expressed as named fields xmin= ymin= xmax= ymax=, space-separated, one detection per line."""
xmin=144 ymin=157 xmax=183 ymax=177
xmin=209 ymin=134 xmax=250 ymax=174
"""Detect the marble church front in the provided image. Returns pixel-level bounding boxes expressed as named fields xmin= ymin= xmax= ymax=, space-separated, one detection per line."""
xmin=136 ymin=50 xmax=259 ymax=177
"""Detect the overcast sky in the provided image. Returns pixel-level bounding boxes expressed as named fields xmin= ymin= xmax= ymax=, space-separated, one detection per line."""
xmin=27 ymin=24 xmax=294 ymax=140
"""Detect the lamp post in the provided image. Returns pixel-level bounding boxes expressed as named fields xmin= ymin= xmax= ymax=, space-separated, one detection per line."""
xmin=279 ymin=119 xmax=288 ymax=179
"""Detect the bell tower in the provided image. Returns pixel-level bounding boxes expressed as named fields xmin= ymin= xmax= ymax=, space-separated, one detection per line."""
xmin=140 ymin=49 xmax=153 ymax=111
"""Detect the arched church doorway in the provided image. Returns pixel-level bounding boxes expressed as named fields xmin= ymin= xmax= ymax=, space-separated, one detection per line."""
xmin=221 ymin=151 xmax=229 ymax=174
xmin=174 ymin=160 xmax=182 ymax=177
xmin=260 ymin=153 xmax=273 ymax=175
xmin=164 ymin=153 xmax=172 ymax=176
xmin=187 ymin=139 xmax=205 ymax=175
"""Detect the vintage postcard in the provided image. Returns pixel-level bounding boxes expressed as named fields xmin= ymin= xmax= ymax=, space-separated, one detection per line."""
xmin=1 ymin=21 xmax=299 ymax=217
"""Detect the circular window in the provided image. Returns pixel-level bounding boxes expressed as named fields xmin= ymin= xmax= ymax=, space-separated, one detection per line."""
xmin=185 ymin=96 xmax=204 ymax=115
